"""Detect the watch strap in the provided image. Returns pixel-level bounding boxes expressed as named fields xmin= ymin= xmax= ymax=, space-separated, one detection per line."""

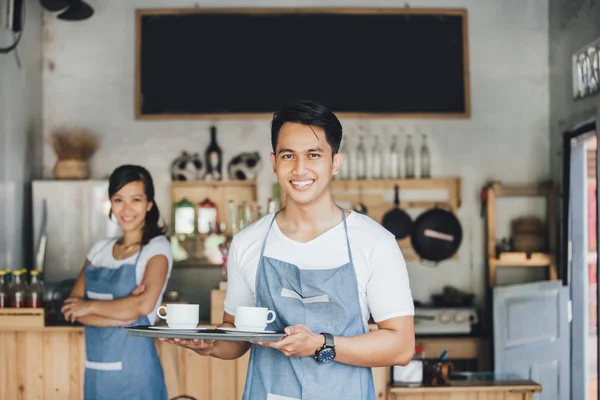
xmin=322 ymin=333 xmax=334 ymax=348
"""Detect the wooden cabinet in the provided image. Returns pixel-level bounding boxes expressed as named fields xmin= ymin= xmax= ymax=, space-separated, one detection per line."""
xmin=0 ymin=327 xmax=390 ymax=399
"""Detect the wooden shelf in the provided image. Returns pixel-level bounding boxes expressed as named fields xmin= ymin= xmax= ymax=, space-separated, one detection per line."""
xmin=171 ymin=180 xmax=257 ymax=188
xmin=491 ymin=252 xmax=553 ymax=267
xmin=170 ymin=180 xmax=258 ymax=236
xmin=485 ymin=180 xmax=558 ymax=286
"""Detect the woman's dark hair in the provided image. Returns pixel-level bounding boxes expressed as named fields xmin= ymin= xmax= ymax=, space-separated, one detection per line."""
xmin=108 ymin=164 xmax=166 ymax=245
xmin=270 ymin=100 xmax=343 ymax=155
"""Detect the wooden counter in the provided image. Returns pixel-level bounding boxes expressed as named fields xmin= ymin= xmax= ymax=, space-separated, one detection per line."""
xmin=0 ymin=325 xmax=485 ymax=400
xmin=389 ymin=379 xmax=542 ymax=399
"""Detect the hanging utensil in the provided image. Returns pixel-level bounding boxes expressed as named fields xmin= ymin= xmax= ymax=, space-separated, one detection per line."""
xmin=411 ymin=204 xmax=463 ymax=263
xmin=381 ymin=185 xmax=413 ymax=239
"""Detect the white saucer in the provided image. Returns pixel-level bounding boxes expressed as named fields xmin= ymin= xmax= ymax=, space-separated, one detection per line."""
xmin=219 ymin=327 xmax=276 ymax=334
xmin=148 ymin=326 xmax=202 ymax=331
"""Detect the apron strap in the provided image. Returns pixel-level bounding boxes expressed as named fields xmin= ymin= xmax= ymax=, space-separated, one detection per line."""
xmin=259 ymin=211 xmax=280 ymax=259
xmin=260 ymin=208 xmax=353 ymax=265
xmin=340 ymin=206 xmax=354 ymax=266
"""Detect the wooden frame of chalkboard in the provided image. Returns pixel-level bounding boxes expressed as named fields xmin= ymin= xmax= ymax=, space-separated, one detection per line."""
xmin=135 ymin=8 xmax=470 ymax=120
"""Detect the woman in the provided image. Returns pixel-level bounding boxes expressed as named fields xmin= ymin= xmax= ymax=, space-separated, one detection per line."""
xmin=62 ymin=164 xmax=172 ymax=400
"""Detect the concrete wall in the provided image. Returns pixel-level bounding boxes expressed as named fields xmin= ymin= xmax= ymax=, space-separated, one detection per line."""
xmin=0 ymin=0 xmax=43 ymax=271
xmin=549 ymin=0 xmax=600 ymax=187
xmin=42 ymin=0 xmax=551 ymax=305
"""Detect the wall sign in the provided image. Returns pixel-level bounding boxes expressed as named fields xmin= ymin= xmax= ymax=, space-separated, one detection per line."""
xmin=573 ymin=37 xmax=600 ymax=100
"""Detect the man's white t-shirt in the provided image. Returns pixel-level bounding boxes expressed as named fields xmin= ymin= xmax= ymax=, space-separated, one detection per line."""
xmin=224 ymin=211 xmax=414 ymax=329
xmin=86 ymin=235 xmax=173 ymax=324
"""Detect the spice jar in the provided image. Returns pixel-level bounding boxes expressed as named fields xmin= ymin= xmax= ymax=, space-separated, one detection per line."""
xmin=0 ymin=270 xmax=9 ymax=308
xmin=26 ymin=270 xmax=44 ymax=308
xmin=9 ymin=269 xmax=28 ymax=308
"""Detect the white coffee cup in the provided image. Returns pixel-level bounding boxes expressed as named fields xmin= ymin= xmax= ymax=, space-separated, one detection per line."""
xmin=235 ymin=306 xmax=276 ymax=331
xmin=156 ymin=304 xmax=199 ymax=329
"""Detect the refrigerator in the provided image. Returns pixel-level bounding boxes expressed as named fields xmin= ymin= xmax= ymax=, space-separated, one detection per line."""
xmin=32 ymin=180 xmax=121 ymax=286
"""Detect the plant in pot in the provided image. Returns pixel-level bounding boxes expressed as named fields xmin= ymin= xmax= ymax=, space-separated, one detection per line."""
xmin=50 ymin=127 xmax=99 ymax=179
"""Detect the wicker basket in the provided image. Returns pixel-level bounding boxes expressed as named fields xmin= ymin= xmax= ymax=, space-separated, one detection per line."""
xmin=511 ymin=217 xmax=544 ymax=235
xmin=53 ymin=159 xmax=89 ymax=179
xmin=513 ymin=233 xmax=545 ymax=253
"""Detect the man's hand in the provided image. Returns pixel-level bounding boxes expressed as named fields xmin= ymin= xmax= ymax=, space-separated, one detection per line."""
xmin=158 ymin=338 xmax=216 ymax=356
xmin=255 ymin=325 xmax=323 ymax=358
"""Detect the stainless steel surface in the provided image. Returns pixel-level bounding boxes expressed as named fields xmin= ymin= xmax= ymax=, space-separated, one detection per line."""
xmin=32 ymin=180 xmax=121 ymax=284
xmin=125 ymin=325 xmax=285 ymax=342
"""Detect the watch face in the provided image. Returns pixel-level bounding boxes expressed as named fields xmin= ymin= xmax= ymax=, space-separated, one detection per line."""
xmin=318 ymin=348 xmax=336 ymax=363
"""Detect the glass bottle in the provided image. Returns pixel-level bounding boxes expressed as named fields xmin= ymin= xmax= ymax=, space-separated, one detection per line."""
xmin=371 ymin=135 xmax=383 ymax=179
xmin=356 ymin=135 xmax=367 ymax=180
xmin=404 ymin=134 xmax=415 ymax=179
xmin=338 ymin=139 xmax=350 ymax=180
xmin=26 ymin=270 xmax=44 ymax=308
xmin=204 ymin=125 xmax=223 ymax=181
xmin=420 ymin=133 xmax=431 ymax=178
xmin=9 ymin=269 xmax=27 ymax=308
xmin=389 ymin=135 xmax=400 ymax=179
xmin=0 ymin=270 xmax=8 ymax=308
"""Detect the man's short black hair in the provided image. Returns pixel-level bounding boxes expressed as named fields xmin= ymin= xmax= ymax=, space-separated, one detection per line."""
xmin=270 ymin=101 xmax=343 ymax=154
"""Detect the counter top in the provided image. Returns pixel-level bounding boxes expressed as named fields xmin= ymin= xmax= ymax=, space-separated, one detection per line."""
xmin=389 ymin=373 xmax=542 ymax=394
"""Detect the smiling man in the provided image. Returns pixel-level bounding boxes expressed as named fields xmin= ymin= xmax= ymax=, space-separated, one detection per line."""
xmin=161 ymin=101 xmax=415 ymax=400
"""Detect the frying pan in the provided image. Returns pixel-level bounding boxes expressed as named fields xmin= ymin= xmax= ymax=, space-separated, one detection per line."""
xmin=411 ymin=205 xmax=462 ymax=262
xmin=381 ymin=185 xmax=412 ymax=239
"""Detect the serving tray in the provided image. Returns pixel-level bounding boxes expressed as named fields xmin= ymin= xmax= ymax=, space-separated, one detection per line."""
xmin=125 ymin=325 xmax=286 ymax=342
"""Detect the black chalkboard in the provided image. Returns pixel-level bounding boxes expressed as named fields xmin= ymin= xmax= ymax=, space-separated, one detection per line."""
xmin=135 ymin=9 xmax=469 ymax=118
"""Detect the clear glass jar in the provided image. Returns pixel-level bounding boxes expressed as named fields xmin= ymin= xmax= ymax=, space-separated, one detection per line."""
xmin=9 ymin=269 xmax=28 ymax=308
xmin=356 ymin=136 xmax=367 ymax=180
xmin=26 ymin=270 xmax=44 ymax=308
xmin=0 ymin=270 xmax=9 ymax=308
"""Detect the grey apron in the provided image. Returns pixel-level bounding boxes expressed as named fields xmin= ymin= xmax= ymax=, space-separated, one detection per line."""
xmin=242 ymin=208 xmax=375 ymax=400
xmin=84 ymin=246 xmax=167 ymax=400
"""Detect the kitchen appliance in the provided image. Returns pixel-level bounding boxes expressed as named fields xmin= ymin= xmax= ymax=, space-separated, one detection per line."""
xmin=414 ymin=307 xmax=478 ymax=335
xmin=32 ymin=180 xmax=121 ymax=286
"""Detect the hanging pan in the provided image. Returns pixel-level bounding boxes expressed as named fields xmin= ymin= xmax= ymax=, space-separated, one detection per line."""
xmin=411 ymin=204 xmax=463 ymax=263
xmin=381 ymin=185 xmax=412 ymax=239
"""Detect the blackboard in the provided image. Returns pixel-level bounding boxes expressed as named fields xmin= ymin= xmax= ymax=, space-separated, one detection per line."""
xmin=135 ymin=8 xmax=470 ymax=119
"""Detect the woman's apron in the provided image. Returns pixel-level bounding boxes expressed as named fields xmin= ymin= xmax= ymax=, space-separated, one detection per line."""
xmin=243 ymin=207 xmax=376 ymax=400
xmin=84 ymin=247 xmax=167 ymax=400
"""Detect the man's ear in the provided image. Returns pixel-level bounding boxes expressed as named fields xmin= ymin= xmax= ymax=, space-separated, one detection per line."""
xmin=270 ymin=152 xmax=277 ymax=174
xmin=332 ymin=152 xmax=344 ymax=175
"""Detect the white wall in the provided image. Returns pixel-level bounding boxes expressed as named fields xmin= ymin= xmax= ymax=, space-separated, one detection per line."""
xmin=42 ymin=0 xmax=551 ymax=305
xmin=0 ymin=0 xmax=43 ymax=270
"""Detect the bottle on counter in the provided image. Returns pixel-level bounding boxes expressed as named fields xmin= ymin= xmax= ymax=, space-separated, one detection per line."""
xmin=356 ymin=135 xmax=367 ymax=180
xmin=420 ymin=133 xmax=431 ymax=178
xmin=371 ymin=135 xmax=383 ymax=179
xmin=404 ymin=134 xmax=415 ymax=179
xmin=388 ymin=135 xmax=401 ymax=179
xmin=338 ymin=138 xmax=350 ymax=180
xmin=0 ymin=270 xmax=9 ymax=308
xmin=204 ymin=126 xmax=223 ymax=181
xmin=9 ymin=269 xmax=28 ymax=308
xmin=26 ymin=270 xmax=44 ymax=308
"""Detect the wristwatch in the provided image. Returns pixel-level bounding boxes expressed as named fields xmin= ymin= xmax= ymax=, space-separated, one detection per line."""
xmin=314 ymin=333 xmax=336 ymax=363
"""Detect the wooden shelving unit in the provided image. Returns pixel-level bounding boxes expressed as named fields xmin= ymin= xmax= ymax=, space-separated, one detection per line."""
xmin=485 ymin=181 xmax=558 ymax=287
xmin=170 ymin=180 xmax=258 ymax=236
xmin=281 ymin=178 xmax=462 ymax=261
